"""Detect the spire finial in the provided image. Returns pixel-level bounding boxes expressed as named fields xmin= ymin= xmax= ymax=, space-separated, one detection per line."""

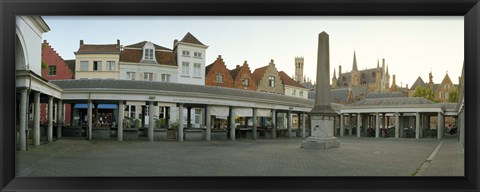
xmin=352 ymin=51 xmax=358 ymax=72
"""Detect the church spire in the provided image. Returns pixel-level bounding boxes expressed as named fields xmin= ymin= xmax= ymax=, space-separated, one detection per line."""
xmin=352 ymin=51 xmax=358 ymax=72
xmin=333 ymin=68 xmax=337 ymax=79
xmin=377 ymin=59 xmax=379 ymax=68
xmin=386 ymin=65 xmax=389 ymax=75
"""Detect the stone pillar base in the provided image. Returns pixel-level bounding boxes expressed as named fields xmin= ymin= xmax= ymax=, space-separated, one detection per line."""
xmin=301 ymin=136 xmax=340 ymax=149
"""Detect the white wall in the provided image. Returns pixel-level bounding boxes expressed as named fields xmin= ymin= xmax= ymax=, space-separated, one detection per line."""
xmin=176 ymin=43 xmax=206 ymax=85
xmin=16 ymin=16 xmax=47 ymax=75
xmin=119 ymin=62 xmax=178 ymax=82
xmin=284 ymin=85 xmax=309 ymax=99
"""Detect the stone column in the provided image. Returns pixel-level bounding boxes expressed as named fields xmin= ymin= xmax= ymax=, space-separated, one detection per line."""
xmin=272 ymin=109 xmax=276 ymax=139
xmin=302 ymin=112 xmax=306 ymax=138
xmin=33 ymin=92 xmax=41 ymax=146
xmin=395 ymin=113 xmax=400 ymax=138
xmin=178 ymin=103 xmax=184 ymax=142
xmin=205 ymin=106 xmax=211 ymax=141
xmin=340 ymin=114 xmax=344 ymax=137
xmin=382 ymin=113 xmax=386 ymax=137
xmin=187 ymin=107 xmax=192 ymax=129
xmin=287 ymin=110 xmax=293 ymax=138
xmin=356 ymin=113 xmax=361 ymax=137
xmin=252 ymin=108 xmax=257 ymax=140
xmin=118 ymin=101 xmax=124 ymax=141
xmin=437 ymin=112 xmax=442 ymax=139
xmin=19 ymin=89 xmax=28 ymax=151
xmin=148 ymin=101 xmax=154 ymax=142
xmin=375 ymin=113 xmax=380 ymax=138
xmin=415 ymin=112 xmax=420 ymax=140
xmin=47 ymin=96 xmax=54 ymax=143
xmin=399 ymin=113 xmax=403 ymax=138
xmin=230 ymin=106 xmax=235 ymax=141
xmin=349 ymin=114 xmax=353 ymax=136
xmin=88 ymin=100 xmax=93 ymax=140
xmin=57 ymin=100 xmax=63 ymax=139
xmin=301 ymin=31 xmax=339 ymax=149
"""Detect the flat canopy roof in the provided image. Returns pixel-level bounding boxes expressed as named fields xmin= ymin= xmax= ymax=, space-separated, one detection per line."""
xmin=339 ymin=97 xmax=457 ymax=115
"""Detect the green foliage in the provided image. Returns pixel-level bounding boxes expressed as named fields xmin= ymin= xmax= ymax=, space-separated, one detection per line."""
xmin=155 ymin=118 xmax=166 ymax=129
xmin=41 ymin=61 xmax=48 ymax=70
xmin=412 ymin=86 xmax=437 ymax=102
xmin=133 ymin=118 xmax=141 ymax=128
xmin=448 ymin=88 xmax=459 ymax=103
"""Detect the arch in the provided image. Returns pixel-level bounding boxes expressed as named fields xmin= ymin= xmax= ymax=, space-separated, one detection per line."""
xmin=15 ymin=28 xmax=28 ymax=70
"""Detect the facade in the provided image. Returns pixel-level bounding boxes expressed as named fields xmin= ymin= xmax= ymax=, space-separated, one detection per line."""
xmin=332 ymin=51 xmax=390 ymax=93
xmin=252 ymin=59 xmax=284 ymax=94
xmin=173 ymin=32 xmax=208 ymax=85
xmin=74 ymin=40 xmax=121 ymax=79
xmin=205 ymin=55 xmax=234 ymax=87
xmin=408 ymin=72 xmax=458 ymax=103
xmin=230 ymin=61 xmax=257 ymax=91
xmin=278 ymin=71 xmax=308 ymax=99
xmin=40 ymin=40 xmax=73 ymax=125
xmin=119 ymin=41 xmax=177 ymax=82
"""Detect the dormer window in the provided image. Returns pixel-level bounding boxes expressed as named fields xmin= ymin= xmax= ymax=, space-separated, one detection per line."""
xmin=144 ymin=49 xmax=154 ymax=60
xmin=141 ymin=42 xmax=157 ymax=63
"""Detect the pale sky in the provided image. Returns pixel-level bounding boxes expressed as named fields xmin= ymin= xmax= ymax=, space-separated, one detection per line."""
xmin=42 ymin=16 xmax=464 ymax=86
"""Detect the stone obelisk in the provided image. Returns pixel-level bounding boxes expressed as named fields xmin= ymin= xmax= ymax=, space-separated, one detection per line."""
xmin=301 ymin=31 xmax=340 ymax=149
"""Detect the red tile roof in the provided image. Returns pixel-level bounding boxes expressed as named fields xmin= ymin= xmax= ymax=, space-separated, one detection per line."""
xmin=119 ymin=49 xmax=176 ymax=66
xmin=279 ymin=71 xmax=306 ymax=89
xmin=252 ymin=66 xmax=268 ymax=85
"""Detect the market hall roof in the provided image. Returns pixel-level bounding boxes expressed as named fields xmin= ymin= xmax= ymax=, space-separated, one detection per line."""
xmin=339 ymin=97 xmax=455 ymax=114
xmin=50 ymin=79 xmax=314 ymax=109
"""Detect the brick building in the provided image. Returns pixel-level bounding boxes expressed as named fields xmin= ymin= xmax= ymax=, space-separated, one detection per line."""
xmin=40 ymin=40 xmax=73 ymax=125
xmin=205 ymin=55 xmax=234 ymax=87
xmin=229 ymin=61 xmax=257 ymax=91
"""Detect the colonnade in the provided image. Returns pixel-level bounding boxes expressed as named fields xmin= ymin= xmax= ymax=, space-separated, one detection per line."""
xmin=338 ymin=112 xmax=447 ymax=140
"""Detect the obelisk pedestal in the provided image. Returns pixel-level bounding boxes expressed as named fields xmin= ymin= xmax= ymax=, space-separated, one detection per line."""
xmin=301 ymin=31 xmax=340 ymax=149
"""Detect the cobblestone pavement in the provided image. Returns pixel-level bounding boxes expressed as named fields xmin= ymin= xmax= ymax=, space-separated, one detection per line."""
xmin=15 ymin=136 xmax=463 ymax=176
xmin=417 ymin=135 xmax=464 ymax=176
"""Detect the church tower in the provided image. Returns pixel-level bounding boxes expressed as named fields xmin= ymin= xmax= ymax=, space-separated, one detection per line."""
xmin=350 ymin=51 xmax=361 ymax=87
xmin=332 ymin=68 xmax=338 ymax=88
xmin=294 ymin=57 xmax=304 ymax=83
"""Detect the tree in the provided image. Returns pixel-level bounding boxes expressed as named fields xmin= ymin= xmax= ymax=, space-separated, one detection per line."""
xmin=412 ymin=86 xmax=437 ymax=102
xmin=448 ymin=88 xmax=459 ymax=103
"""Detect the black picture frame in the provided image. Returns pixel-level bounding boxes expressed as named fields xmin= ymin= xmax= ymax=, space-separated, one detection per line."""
xmin=1 ymin=0 xmax=479 ymax=191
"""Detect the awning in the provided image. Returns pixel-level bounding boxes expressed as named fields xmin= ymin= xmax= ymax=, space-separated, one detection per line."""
xmin=74 ymin=104 xmax=117 ymax=109
xmin=209 ymin=106 xmax=229 ymax=116
xmin=233 ymin=107 xmax=253 ymax=117
xmin=256 ymin=109 xmax=272 ymax=117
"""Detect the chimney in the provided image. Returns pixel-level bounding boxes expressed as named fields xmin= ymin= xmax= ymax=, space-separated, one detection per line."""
xmin=80 ymin=40 xmax=84 ymax=46
xmin=218 ymin=55 xmax=222 ymax=59
xmin=173 ymin=39 xmax=178 ymax=48
xmin=43 ymin=40 xmax=47 ymax=43
xmin=117 ymin=39 xmax=120 ymax=47
xmin=406 ymin=84 xmax=409 ymax=89
xmin=236 ymin=65 xmax=240 ymax=68
xmin=270 ymin=59 xmax=274 ymax=65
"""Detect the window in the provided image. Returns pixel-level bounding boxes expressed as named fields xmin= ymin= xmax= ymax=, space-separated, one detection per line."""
xmin=292 ymin=90 xmax=296 ymax=96
xmin=126 ymin=72 xmax=136 ymax=80
xmin=242 ymin=78 xmax=249 ymax=86
xmin=440 ymin=92 xmax=446 ymax=99
xmin=193 ymin=63 xmax=201 ymax=77
xmin=93 ymin=61 xmax=102 ymax=71
xmin=445 ymin=84 xmax=449 ymax=89
xmin=194 ymin=52 xmax=202 ymax=58
xmin=145 ymin=106 xmax=149 ymax=116
xmin=300 ymin=91 xmax=304 ymax=97
xmin=106 ymin=61 xmax=115 ymax=71
xmin=269 ymin=76 xmax=275 ymax=87
xmin=144 ymin=72 xmax=154 ymax=81
xmin=80 ymin=61 xmax=88 ymax=71
xmin=48 ymin=66 xmax=56 ymax=75
xmin=144 ymin=49 xmax=154 ymax=60
xmin=161 ymin=74 xmax=171 ymax=82
xmin=182 ymin=50 xmax=190 ymax=57
xmin=182 ymin=62 xmax=190 ymax=76
xmin=216 ymin=73 xmax=224 ymax=83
